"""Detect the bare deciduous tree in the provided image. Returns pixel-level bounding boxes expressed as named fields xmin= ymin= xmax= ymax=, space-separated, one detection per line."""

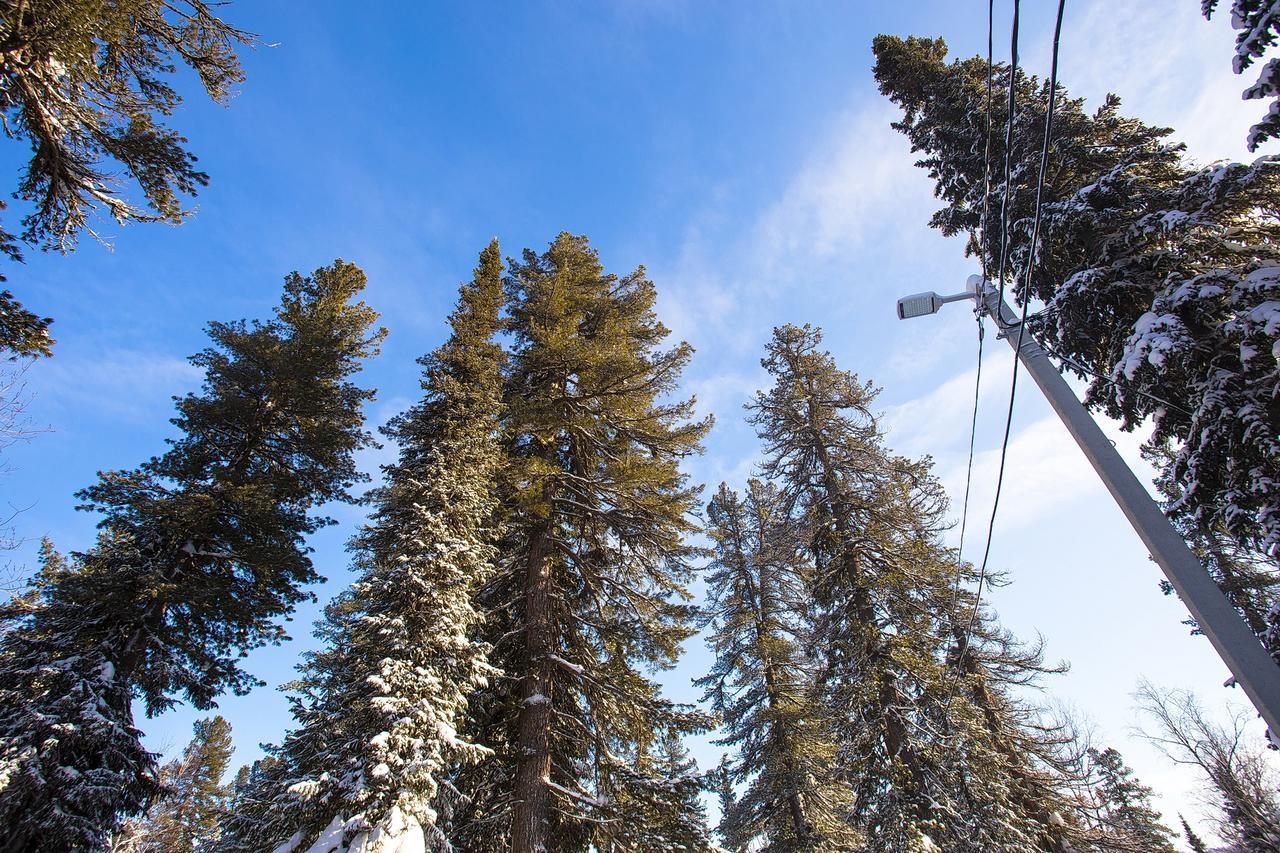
xmin=1136 ymin=680 xmax=1280 ymax=851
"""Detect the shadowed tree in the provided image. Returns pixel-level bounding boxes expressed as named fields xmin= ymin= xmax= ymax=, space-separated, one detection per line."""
xmin=0 ymin=0 xmax=255 ymax=356
xmin=0 ymin=261 xmax=383 ymax=850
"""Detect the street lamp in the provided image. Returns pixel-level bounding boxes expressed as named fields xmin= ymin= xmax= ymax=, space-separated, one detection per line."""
xmin=895 ymin=283 xmax=978 ymax=320
xmin=895 ymin=275 xmax=1280 ymax=737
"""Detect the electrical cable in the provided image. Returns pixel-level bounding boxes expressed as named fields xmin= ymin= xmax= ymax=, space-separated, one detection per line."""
xmin=949 ymin=0 xmax=996 ymax=611
xmin=961 ymin=0 xmax=1067 ymax=655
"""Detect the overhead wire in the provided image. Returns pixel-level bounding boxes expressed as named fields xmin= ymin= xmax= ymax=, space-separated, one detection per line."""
xmin=948 ymin=0 xmax=996 ymax=611
xmin=960 ymin=0 xmax=1068 ymax=657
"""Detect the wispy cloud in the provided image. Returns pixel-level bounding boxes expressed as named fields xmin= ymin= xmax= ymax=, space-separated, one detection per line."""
xmin=31 ymin=349 xmax=203 ymax=425
xmin=1045 ymin=0 xmax=1277 ymax=163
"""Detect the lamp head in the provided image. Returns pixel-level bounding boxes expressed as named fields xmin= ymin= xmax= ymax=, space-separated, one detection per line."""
xmin=896 ymin=291 xmax=942 ymax=320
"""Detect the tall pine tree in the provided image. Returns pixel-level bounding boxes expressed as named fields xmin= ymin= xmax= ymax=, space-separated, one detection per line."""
xmin=220 ymin=242 xmax=508 ymax=852
xmin=455 ymin=232 xmax=712 ymax=852
xmin=749 ymin=324 xmax=1121 ymax=851
xmin=698 ymin=480 xmax=858 ymax=851
xmin=0 ymin=261 xmax=383 ymax=850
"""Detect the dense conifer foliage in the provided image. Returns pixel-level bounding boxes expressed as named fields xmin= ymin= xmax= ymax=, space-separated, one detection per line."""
xmin=112 ymin=716 xmax=235 ymax=852
xmin=735 ymin=324 xmax=1136 ymax=852
xmin=1081 ymin=747 xmax=1177 ymax=852
xmin=0 ymin=261 xmax=383 ymax=850
xmin=0 ymin=0 xmax=254 ymax=356
xmin=872 ymin=34 xmax=1280 ymax=647
xmin=698 ymin=480 xmax=858 ymax=851
xmin=222 ymin=243 xmax=508 ymax=853
xmin=453 ymin=233 xmax=712 ymax=852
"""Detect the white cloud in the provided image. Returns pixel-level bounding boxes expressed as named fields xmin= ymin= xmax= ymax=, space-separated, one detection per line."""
xmin=655 ymin=99 xmax=942 ymax=363
xmin=1046 ymin=0 xmax=1278 ymax=163
xmin=31 ymin=349 xmax=202 ymax=424
xmin=750 ymin=104 xmax=929 ymax=274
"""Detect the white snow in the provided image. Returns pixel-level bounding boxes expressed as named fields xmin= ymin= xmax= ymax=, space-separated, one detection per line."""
xmin=348 ymin=807 xmax=427 ymax=853
xmin=547 ymin=654 xmax=584 ymax=674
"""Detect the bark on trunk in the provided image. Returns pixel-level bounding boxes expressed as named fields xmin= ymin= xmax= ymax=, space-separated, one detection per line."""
xmin=512 ymin=516 xmax=555 ymax=852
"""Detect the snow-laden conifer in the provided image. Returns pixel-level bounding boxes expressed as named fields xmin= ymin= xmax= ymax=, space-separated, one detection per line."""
xmin=593 ymin=727 xmax=715 ymax=852
xmin=872 ymin=35 xmax=1280 ymax=620
xmin=0 ymin=261 xmax=383 ymax=850
xmin=220 ymin=242 xmax=508 ymax=853
xmin=455 ymin=233 xmax=712 ymax=852
xmin=697 ymin=480 xmax=858 ymax=851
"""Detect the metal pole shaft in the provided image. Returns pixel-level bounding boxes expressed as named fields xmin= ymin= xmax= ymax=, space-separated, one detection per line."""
xmin=980 ymin=285 xmax=1280 ymax=734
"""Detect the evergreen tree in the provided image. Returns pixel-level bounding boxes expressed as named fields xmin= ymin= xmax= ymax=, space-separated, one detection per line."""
xmin=1180 ymin=814 xmax=1211 ymax=853
xmin=594 ymin=727 xmax=714 ymax=853
xmin=0 ymin=261 xmax=383 ymax=850
xmin=1145 ymin=440 xmax=1280 ymax=659
xmin=697 ymin=480 xmax=858 ymax=851
xmin=872 ymin=34 xmax=1280 ymax=613
xmin=1083 ymin=747 xmax=1177 ymax=851
xmin=220 ymin=243 xmax=508 ymax=852
xmin=455 ymin=233 xmax=711 ymax=852
xmin=748 ymin=324 xmax=1115 ymax=851
xmin=1204 ymin=0 xmax=1280 ymax=151
xmin=0 ymin=0 xmax=254 ymax=356
xmin=714 ymin=757 xmax=741 ymax=852
xmin=113 ymin=716 xmax=235 ymax=852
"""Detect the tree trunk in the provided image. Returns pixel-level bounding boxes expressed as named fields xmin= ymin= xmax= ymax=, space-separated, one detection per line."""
xmin=512 ymin=515 xmax=555 ymax=852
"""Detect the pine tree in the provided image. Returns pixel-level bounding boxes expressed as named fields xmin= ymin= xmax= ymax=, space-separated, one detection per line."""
xmin=220 ymin=243 xmax=508 ymax=852
xmin=1084 ymin=747 xmax=1177 ymax=851
xmin=748 ymin=324 xmax=1115 ymax=851
xmin=0 ymin=261 xmax=384 ymax=850
xmin=713 ymin=757 xmax=740 ymax=852
xmin=113 ymin=716 xmax=235 ymax=852
xmin=1180 ymin=814 xmax=1211 ymax=853
xmin=1204 ymin=0 xmax=1280 ymax=151
xmin=0 ymin=0 xmax=254 ymax=356
xmin=697 ymin=480 xmax=858 ymax=852
xmin=872 ymin=35 xmax=1280 ymax=607
xmin=455 ymin=232 xmax=711 ymax=852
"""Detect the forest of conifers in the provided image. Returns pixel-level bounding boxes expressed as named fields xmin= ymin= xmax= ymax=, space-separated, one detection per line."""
xmin=1 ymin=2 xmax=1279 ymax=852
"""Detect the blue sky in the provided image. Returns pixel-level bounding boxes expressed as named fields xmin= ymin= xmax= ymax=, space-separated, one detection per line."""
xmin=4 ymin=0 xmax=1277 ymax=843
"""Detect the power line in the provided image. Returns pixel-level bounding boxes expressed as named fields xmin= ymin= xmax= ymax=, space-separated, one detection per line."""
xmin=961 ymin=0 xmax=1067 ymax=660
xmin=949 ymin=0 xmax=996 ymax=611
